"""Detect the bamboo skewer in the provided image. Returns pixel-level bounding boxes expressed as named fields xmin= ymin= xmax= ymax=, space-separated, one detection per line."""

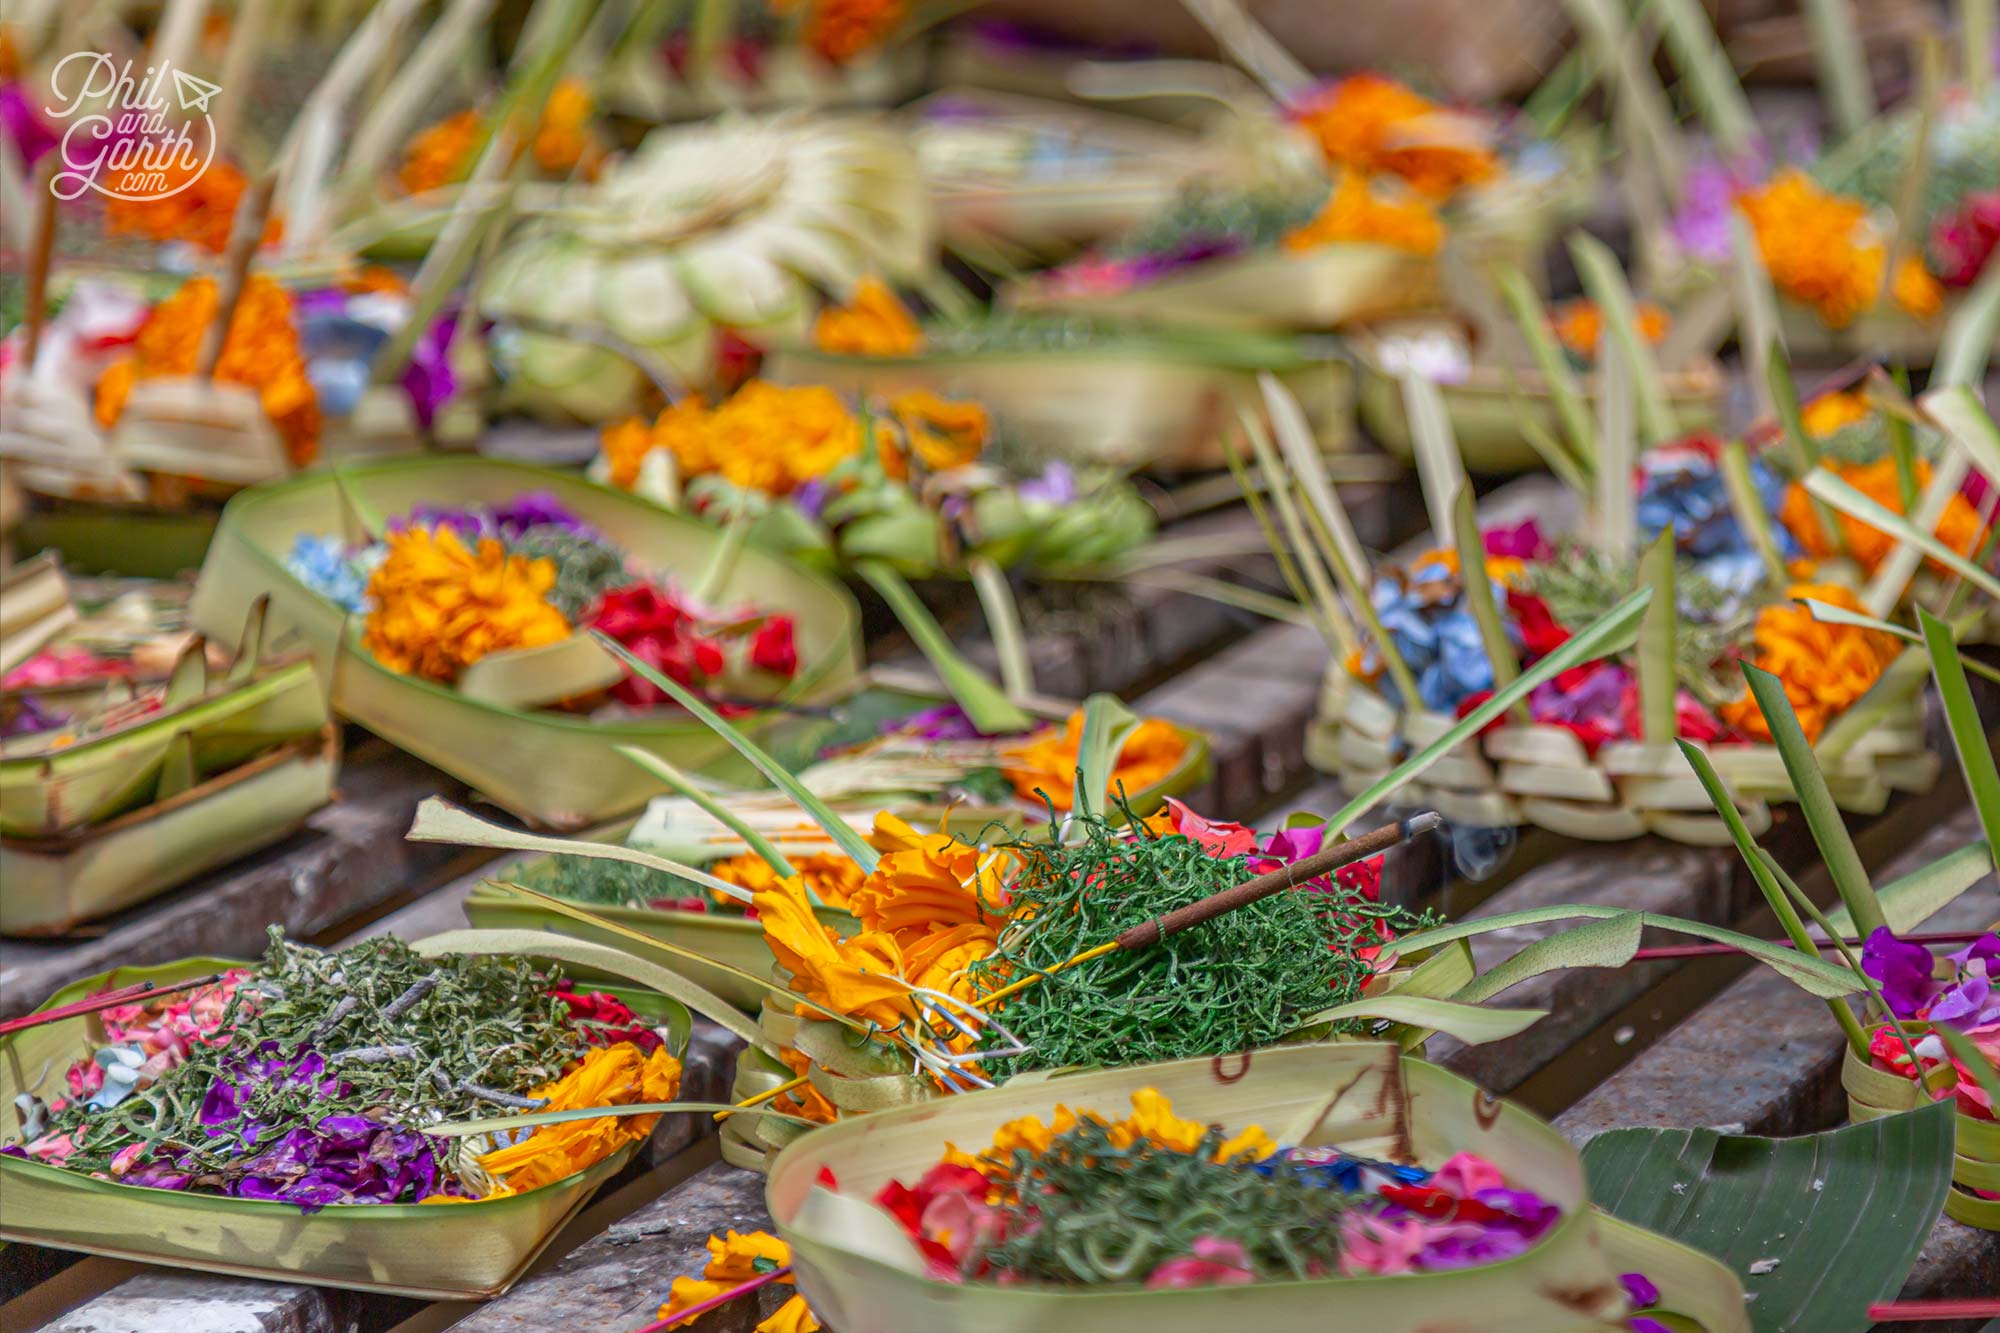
xmin=20 ymin=159 xmax=60 ymax=373
xmin=196 ymin=178 xmax=278 ymax=379
xmin=0 ymin=974 xmax=228 ymax=1036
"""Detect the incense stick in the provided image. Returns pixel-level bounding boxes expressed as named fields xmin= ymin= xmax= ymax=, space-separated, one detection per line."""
xmin=0 ymin=974 xmax=228 ymax=1036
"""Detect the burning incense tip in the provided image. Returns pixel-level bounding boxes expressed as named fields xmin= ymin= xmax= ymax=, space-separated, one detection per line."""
xmin=1401 ymin=811 xmax=1444 ymax=839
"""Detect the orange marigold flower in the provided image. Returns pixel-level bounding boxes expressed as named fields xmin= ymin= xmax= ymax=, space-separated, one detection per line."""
xmin=1779 ymin=458 xmax=1990 ymax=575
xmin=105 ymin=158 xmax=277 ymax=253
xmin=851 ymin=812 xmax=1009 ymax=947
xmin=1549 ymin=298 xmax=1671 ymax=357
xmin=92 ymin=275 xmax=320 ymax=466
xmin=1289 ymin=73 xmax=1497 ymax=198
xmin=775 ymin=1046 xmax=840 ymax=1124
xmin=812 ymin=277 xmax=922 ymax=357
xmin=606 ymin=383 xmax=863 ymax=497
xmin=1737 ymin=170 xmax=1883 ymax=328
xmin=475 ymin=1042 xmax=681 ymax=1195
xmin=531 ymin=79 xmax=597 ymax=174
xmin=362 ymin=526 xmax=571 ymax=683
xmin=886 ymin=390 xmax=987 ymax=472
xmin=399 ymin=109 xmax=481 ymax=195
xmin=1284 ymin=173 xmax=1445 ymax=256
xmin=755 ymin=871 xmax=917 ymax=1026
xmin=1800 ymin=390 xmax=1872 ymax=439
xmin=1718 ymin=582 xmax=1899 ymax=742
xmin=712 ymin=851 xmax=866 ymax=910
xmin=1002 ymin=712 xmax=1189 ymax=811
xmin=1890 ymin=253 xmax=1944 ymax=319
xmin=801 ymin=0 xmax=907 ymax=64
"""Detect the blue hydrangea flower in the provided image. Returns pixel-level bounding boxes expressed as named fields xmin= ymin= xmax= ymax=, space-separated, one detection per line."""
xmin=1370 ymin=569 xmax=1498 ymax=713
xmin=1636 ymin=446 xmax=1798 ymax=564
xmin=285 ymin=533 xmax=374 ymax=613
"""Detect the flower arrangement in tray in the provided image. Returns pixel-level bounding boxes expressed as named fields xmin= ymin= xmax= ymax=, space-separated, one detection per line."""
xmin=477 ymin=114 xmax=932 ymax=422
xmin=1 ymin=589 xmax=336 ymax=935
xmin=768 ymin=281 xmax=1358 ymax=471
xmin=592 ymin=376 xmax=1156 ymax=574
xmin=0 ymin=929 xmax=693 ymax=1295
xmin=1001 ymin=68 xmax=1587 ymax=334
xmin=188 ymin=456 xmax=864 ymax=828
xmin=284 ymin=488 xmax=806 ymax=709
xmin=1264 ymin=317 xmax=2000 ymax=843
xmin=749 ymin=1044 xmax=1752 ymax=1332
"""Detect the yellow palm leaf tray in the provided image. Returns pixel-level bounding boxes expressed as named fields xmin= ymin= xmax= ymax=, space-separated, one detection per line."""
xmin=1349 ymin=320 xmax=1727 ymax=474
xmin=766 ymin=1043 xmax=1751 ymax=1332
xmin=0 ymin=598 xmax=329 ymax=840
xmin=1844 ymin=1039 xmax=2000 ymax=1231
xmin=186 ymin=456 xmax=865 ymax=829
xmin=1307 ymin=666 xmax=1938 ymax=846
xmin=765 ymin=330 xmax=1353 ymax=472
xmin=0 ymin=951 xmax=688 ymax=1299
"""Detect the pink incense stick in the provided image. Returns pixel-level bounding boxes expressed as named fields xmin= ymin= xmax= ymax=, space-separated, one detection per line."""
xmin=1867 ymin=1298 xmax=2000 ymax=1321
xmin=0 ymin=975 xmax=227 ymax=1037
xmin=631 ymin=1265 xmax=793 ymax=1332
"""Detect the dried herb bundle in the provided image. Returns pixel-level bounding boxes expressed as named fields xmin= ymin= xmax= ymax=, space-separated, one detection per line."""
xmin=967 ymin=812 xmax=1435 ymax=1074
xmin=984 ymin=1119 xmax=1347 ymax=1284
xmin=44 ymin=929 xmax=579 ymax=1176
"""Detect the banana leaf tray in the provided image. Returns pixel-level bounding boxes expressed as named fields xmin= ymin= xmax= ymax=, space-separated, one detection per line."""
xmin=0 ymin=599 xmax=328 ymax=840
xmin=2 ymin=726 xmax=339 ymax=935
xmin=1349 ymin=323 xmax=1728 ymax=473
xmin=467 ymin=671 xmax=1211 ymax=1009
xmin=765 ymin=333 xmax=1353 ymax=471
xmin=1845 ymin=1040 xmax=1999 ymax=1231
xmin=0 ymin=952 xmax=687 ymax=1298
xmin=186 ymin=456 xmax=866 ymax=829
xmin=765 ymin=1043 xmax=1751 ymax=1332
xmin=1308 ymin=667 xmax=1939 ymax=845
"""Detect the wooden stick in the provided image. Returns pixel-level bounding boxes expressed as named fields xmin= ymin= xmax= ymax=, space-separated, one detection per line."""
xmin=196 ymin=176 xmax=276 ymax=378
xmin=21 ymin=158 xmax=60 ymax=371
xmin=0 ymin=974 xmax=227 ymax=1036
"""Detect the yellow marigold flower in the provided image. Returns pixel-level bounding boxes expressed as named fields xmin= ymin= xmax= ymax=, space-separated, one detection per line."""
xmin=754 ymin=872 xmax=917 ymax=1026
xmin=1108 ymin=1088 xmax=1208 ymax=1154
xmin=703 ymin=382 xmax=865 ymax=495
xmin=1285 ymin=173 xmax=1445 ymax=256
xmin=851 ymin=813 xmax=1011 ymax=945
xmin=1290 ymin=73 xmax=1497 ymax=198
xmin=1800 ymin=390 xmax=1872 ymax=439
xmin=813 ymin=278 xmax=923 ymax=357
xmin=477 ymin=1042 xmax=682 ymax=1194
xmin=1737 ymin=170 xmax=1883 ymax=329
xmin=887 ymin=391 xmax=988 ymax=472
xmin=991 ymin=1105 xmax=1082 ymax=1160
xmin=1719 ymin=582 xmax=1899 ymax=743
xmin=1891 ymin=253 xmax=1944 ymax=319
xmin=93 ymin=275 xmax=320 ymax=466
xmin=362 ymin=526 xmax=571 ymax=683
xmin=1002 ymin=712 xmax=1189 ymax=812
xmin=399 ymin=109 xmax=481 ymax=195
xmin=713 ymin=851 xmax=867 ymax=910
xmin=655 ymin=1230 xmax=816 ymax=1331
xmin=1217 ymin=1124 xmax=1279 ymax=1164
xmin=1779 ymin=458 xmax=1990 ymax=575
xmin=1549 ymin=298 xmax=1671 ymax=358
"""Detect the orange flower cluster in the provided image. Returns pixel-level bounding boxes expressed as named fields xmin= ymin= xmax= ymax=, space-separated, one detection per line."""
xmin=362 ymin=526 xmax=571 ymax=683
xmin=711 ymin=850 xmax=867 ymax=909
xmin=1800 ymin=390 xmax=1871 ymax=439
xmin=1719 ymin=582 xmax=1900 ymax=742
xmin=1284 ymin=173 xmax=1444 ymax=256
xmin=944 ymin=1089 xmax=1276 ymax=1183
xmin=1003 ymin=712 xmax=1190 ymax=811
xmin=399 ymin=110 xmax=481 ymax=195
xmin=473 ymin=1042 xmax=682 ymax=1197
xmin=601 ymin=382 xmax=864 ymax=495
xmin=793 ymin=0 xmax=908 ymax=64
xmin=1290 ymin=73 xmax=1497 ymax=198
xmin=657 ymin=1231 xmax=819 ymax=1333
xmin=755 ymin=871 xmax=917 ymax=1028
xmin=1550 ymin=298 xmax=1671 ymax=358
xmin=105 ymin=158 xmax=276 ymax=253
xmin=1778 ymin=458 xmax=1990 ymax=575
xmin=1737 ymin=171 xmax=1945 ymax=328
xmin=879 ymin=390 xmax=988 ymax=477
xmin=94 ymin=276 xmax=320 ymax=466
xmin=812 ymin=277 xmax=922 ymax=357
xmin=398 ymin=80 xmax=601 ymax=195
